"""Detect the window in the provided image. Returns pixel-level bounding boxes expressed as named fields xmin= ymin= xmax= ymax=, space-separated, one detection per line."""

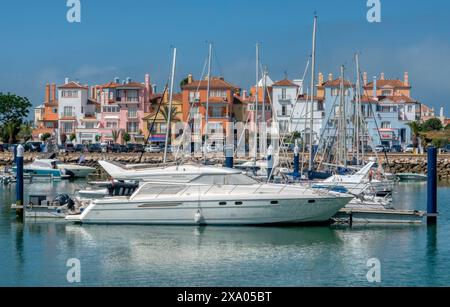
xmin=332 ymin=89 xmax=339 ymax=96
xmin=63 ymin=106 xmax=73 ymax=117
xmin=209 ymin=90 xmax=227 ymax=98
xmin=62 ymin=90 xmax=79 ymax=98
xmin=189 ymin=91 xmax=200 ymax=103
xmin=281 ymin=89 xmax=287 ymax=99
xmin=127 ymin=122 xmax=138 ymax=133
xmin=382 ymin=90 xmax=392 ymax=96
xmin=282 ymin=105 xmax=287 ymax=116
xmin=61 ymin=122 xmax=74 ymax=133
xmin=159 ymin=123 xmax=167 ymax=133
xmin=407 ymin=105 xmax=413 ymax=113
xmin=381 ymin=121 xmax=391 ymax=129
xmin=85 ymin=122 xmax=96 ymax=129
xmin=211 ymin=107 xmax=223 ymax=118
xmin=52 ymin=108 xmax=58 ymax=114
xmin=128 ymin=107 xmax=138 ymax=118
xmin=106 ymin=122 xmax=118 ymax=129
xmin=126 ymin=90 xmax=139 ymax=102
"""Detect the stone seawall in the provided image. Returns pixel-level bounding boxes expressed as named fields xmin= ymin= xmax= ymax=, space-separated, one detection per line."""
xmin=1 ymin=152 xmax=450 ymax=180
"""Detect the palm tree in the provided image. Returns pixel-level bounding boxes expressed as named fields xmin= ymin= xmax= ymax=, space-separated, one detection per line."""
xmin=111 ymin=129 xmax=121 ymax=143
xmin=160 ymin=105 xmax=182 ymax=143
xmin=407 ymin=121 xmax=422 ymax=153
xmin=3 ymin=121 xmax=18 ymax=144
xmin=18 ymin=121 xmax=33 ymax=143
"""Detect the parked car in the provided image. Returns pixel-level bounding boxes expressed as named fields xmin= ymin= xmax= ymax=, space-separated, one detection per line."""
xmin=280 ymin=143 xmax=295 ymax=151
xmin=65 ymin=143 xmax=75 ymax=153
xmin=391 ymin=145 xmax=403 ymax=153
xmin=442 ymin=145 xmax=450 ymax=153
xmin=109 ymin=143 xmax=122 ymax=153
xmin=75 ymin=144 xmax=86 ymax=152
xmin=0 ymin=144 xmax=4 ymax=152
xmin=88 ymin=143 xmax=103 ymax=153
xmin=374 ymin=145 xmax=390 ymax=153
xmin=363 ymin=145 xmax=373 ymax=153
xmin=404 ymin=144 xmax=415 ymax=153
xmin=145 ymin=145 xmax=162 ymax=153
xmin=127 ymin=143 xmax=144 ymax=153
xmin=24 ymin=142 xmax=43 ymax=152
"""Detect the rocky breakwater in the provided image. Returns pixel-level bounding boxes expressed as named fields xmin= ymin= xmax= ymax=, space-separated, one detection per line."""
xmin=384 ymin=157 xmax=450 ymax=180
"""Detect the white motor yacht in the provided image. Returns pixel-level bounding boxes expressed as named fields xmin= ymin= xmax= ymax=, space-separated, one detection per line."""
xmin=67 ymin=169 xmax=353 ymax=225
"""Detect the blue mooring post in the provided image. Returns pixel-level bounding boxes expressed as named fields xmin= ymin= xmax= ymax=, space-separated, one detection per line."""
xmin=293 ymin=141 xmax=300 ymax=179
xmin=427 ymin=147 xmax=438 ymax=225
xmin=225 ymin=144 xmax=234 ymax=169
xmin=267 ymin=145 xmax=274 ymax=181
xmin=16 ymin=145 xmax=24 ymax=220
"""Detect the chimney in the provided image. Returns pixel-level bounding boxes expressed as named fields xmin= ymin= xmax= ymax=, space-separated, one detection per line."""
xmin=380 ymin=72 xmax=385 ymax=80
xmin=163 ymin=88 xmax=169 ymax=103
xmin=50 ymin=83 xmax=56 ymax=101
xmin=328 ymin=73 xmax=333 ymax=82
xmin=188 ymin=74 xmax=193 ymax=84
xmin=45 ymin=83 xmax=50 ymax=103
xmin=373 ymin=76 xmax=377 ymax=99
xmin=114 ymin=77 xmax=120 ymax=84
xmin=440 ymin=106 xmax=445 ymax=121
xmin=363 ymin=72 xmax=368 ymax=86
xmin=318 ymin=73 xmax=324 ymax=86
xmin=64 ymin=77 xmax=69 ymax=84
xmin=404 ymin=72 xmax=409 ymax=86
xmin=242 ymin=90 xmax=248 ymax=100
xmin=90 ymin=86 xmax=95 ymax=99
xmin=126 ymin=77 xmax=131 ymax=84
xmin=151 ymin=84 xmax=157 ymax=94
xmin=145 ymin=74 xmax=152 ymax=94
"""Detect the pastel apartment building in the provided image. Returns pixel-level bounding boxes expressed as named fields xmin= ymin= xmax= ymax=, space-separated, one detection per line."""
xmin=33 ymin=83 xmax=59 ymax=141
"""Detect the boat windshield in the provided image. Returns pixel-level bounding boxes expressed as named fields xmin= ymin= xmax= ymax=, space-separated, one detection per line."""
xmin=190 ymin=174 xmax=258 ymax=185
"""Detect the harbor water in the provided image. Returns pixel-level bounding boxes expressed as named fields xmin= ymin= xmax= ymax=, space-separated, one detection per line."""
xmin=1 ymin=180 xmax=449 ymax=286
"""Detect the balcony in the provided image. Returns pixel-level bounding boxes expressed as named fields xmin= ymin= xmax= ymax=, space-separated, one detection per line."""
xmin=277 ymin=111 xmax=290 ymax=118
xmin=278 ymin=95 xmax=292 ymax=101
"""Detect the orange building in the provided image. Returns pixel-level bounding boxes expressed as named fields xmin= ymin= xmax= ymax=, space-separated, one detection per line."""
xmin=181 ymin=75 xmax=240 ymax=136
xmin=33 ymin=83 xmax=59 ymax=140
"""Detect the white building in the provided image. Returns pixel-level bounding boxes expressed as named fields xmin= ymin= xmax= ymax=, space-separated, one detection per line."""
xmin=57 ymin=78 xmax=99 ymax=144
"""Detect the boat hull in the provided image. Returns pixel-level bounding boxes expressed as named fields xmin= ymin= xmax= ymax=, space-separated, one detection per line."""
xmin=69 ymin=196 xmax=352 ymax=225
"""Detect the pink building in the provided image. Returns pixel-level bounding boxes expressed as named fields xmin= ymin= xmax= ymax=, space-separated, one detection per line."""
xmin=97 ymin=75 xmax=152 ymax=143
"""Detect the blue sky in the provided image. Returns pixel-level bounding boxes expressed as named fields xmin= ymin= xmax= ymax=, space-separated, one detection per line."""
xmin=0 ymin=0 xmax=449 ymax=116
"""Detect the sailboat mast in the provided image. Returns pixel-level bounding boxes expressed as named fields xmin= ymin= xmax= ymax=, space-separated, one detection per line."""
xmin=355 ymin=53 xmax=362 ymax=165
xmin=254 ymin=43 xmax=260 ymax=163
xmin=204 ymin=43 xmax=212 ymax=163
xmin=339 ymin=65 xmax=348 ymax=167
xmin=163 ymin=47 xmax=177 ymax=164
xmin=262 ymin=66 xmax=267 ymax=125
xmin=308 ymin=15 xmax=317 ymax=172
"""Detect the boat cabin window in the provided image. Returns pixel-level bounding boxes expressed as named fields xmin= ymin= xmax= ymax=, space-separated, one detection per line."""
xmin=135 ymin=184 xmax=187 ymax=197
xmin=190 ymin=174 xmax=258 ymax=185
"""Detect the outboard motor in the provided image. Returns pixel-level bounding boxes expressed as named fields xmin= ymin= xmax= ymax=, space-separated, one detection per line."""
xmin=53 ymin=194 xmax=75 ymax=210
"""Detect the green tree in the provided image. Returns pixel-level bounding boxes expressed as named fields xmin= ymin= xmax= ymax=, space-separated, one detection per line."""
xmin=60 ymin=133 xmax=67 ymax=145
xmin=432 ymin=137 xmax=448 ymax=149
xmin=69 ymin=133 xmax=77 ymax=143
xmin=123 ymin=132 xmax=131 ymax=144
xmin=40 ymin=133 xmax=51 ymax=142
xmin=18 ymin=122 xmax=33 ymax=143
xmin=445 ymin=124 xmax=450 ymax=131
xmin=95 ymin=135 xmax=101 ymax=143
xmin=112 ymin=129 xmax=121 ymax=143
xmin=407 ymin=121 xmax=422 ymax=151
xmin=0 ymin=93 xmax=32 ymax=125
xmin=422 ymin=118 xmax=443 ymax=132
xmin=160 ymin=105 xmax=182 ymax=143
xmin=3 ymin=121 xmax=18 ymax=144
xmin=180 ymin=77 xmax=189 ymax=90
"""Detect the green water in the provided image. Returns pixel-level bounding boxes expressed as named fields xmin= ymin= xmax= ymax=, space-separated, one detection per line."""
xmin=0 ymin=180 xmax=449 ymax=286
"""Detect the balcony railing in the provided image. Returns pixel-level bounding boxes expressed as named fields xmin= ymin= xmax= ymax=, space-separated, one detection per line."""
xmin=278 ymin=95 xmax=292 ymax=101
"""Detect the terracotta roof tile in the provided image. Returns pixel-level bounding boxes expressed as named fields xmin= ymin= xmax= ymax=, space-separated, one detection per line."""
xmin=58 ymin=81 xmax=88 ymax=90
xmin=272 ymin=79 xmax=298 ymax=87
xmin=364 ymin=79 xmax=410 ymax=89
xmin=322 ymin=78 xmax=353 ymax=88
xmin=182 ymin=77 xmax=240 ymax=90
